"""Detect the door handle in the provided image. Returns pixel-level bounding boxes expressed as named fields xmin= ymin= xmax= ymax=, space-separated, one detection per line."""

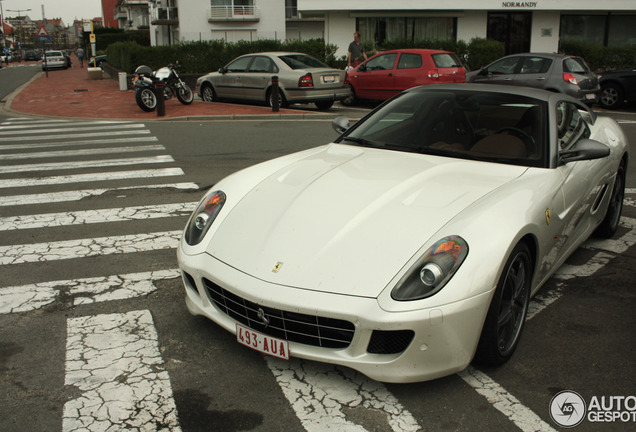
xmin=388 ymin=73 xmax=393 ymax=77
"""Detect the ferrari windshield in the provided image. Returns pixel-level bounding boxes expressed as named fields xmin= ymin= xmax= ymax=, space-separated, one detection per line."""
xmin=340 ymin=89 xmax=549 ymax=168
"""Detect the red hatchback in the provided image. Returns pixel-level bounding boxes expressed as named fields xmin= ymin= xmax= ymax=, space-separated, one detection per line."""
xmin=343 ymin=49 xmax=466 ymax=104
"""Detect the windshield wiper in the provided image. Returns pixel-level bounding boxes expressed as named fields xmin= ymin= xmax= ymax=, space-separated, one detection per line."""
xmin=340 ymin=136 xmax=381 ymax=148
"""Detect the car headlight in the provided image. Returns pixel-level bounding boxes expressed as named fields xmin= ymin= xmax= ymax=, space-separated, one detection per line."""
xmin=184 ymin=190 xmax=226 ymax=245
xmin=391 ymin=236 xmax=468 ymax=301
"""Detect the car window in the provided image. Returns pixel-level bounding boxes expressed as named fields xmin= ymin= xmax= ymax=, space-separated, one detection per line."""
xmin=556 ymin=101 xmax=590 ymax=151
xmin=45 ymin=51 xmax=62 ymax=57
xmin=278 ymin=54 xmax=328 ymax=69
xmin=226 ymin=56 xmax=252 ymax=72
xmin=432 ymin=53 xmax=463 ymax=68
xmin=563 ymin=57 xmax=591 ymax=74
xmin=485 ymin=56 xmax=519 ymax=74
xmin=248 ymin=56 xmax=275 ymax=73
xmin=519 ymin=57 xmax=552 ymax=74
xmin=365 ymin=53 xmax=398 ymax=71
xmin=397 ymin=54 xmax=422 ymax=69
xmin=341 ymin=89 xmax=548 ymax=167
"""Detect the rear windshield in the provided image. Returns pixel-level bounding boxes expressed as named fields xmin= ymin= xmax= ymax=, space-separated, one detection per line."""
xmin=278 ymin=54 xmax=328 ymax=69
xmin=432 ymin=53 xmax=463 ymax=68
xmin=563 ymin=57 xmax=591 ymax=74
xmin=45 ymin=51 xmax=63 ymax=57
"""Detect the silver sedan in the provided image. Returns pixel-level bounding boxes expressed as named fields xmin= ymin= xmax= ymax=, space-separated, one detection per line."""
xmin=196 ymin=52 xmax=351 ymax=110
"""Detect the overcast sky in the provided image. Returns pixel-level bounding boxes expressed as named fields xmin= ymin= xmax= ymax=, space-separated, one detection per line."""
xmin=1 ymin=0 xmax=103 ymax=25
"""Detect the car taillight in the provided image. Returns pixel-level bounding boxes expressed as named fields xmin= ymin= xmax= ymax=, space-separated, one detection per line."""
xmin=427 ymin=70 xmax=439 ymax=79
xmin=563 ymin=73 xmax=578 ymax=85
xmin=299 ymin=73 xmax=314 ymax=87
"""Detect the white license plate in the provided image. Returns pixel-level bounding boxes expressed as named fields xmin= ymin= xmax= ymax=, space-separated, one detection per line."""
xmin=585 ymin=93 xmax=596 ymax=100
xmin=322 ymin=75 xmax=336 ymax=83
xmin=236 ymin=323 xmax=289 ymax=360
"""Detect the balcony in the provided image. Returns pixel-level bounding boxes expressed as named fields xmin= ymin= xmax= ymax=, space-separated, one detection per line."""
xmin=151 ymin=7 xmax=179 ymax=26
xmin=208 ymin=5 xmax=260 ymax=22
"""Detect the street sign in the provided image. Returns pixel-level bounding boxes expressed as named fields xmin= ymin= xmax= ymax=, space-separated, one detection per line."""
xmin=90 ymin=33 xmax=96 ymax=43
xmin=36 ymin=26 xmax=51 ymax=41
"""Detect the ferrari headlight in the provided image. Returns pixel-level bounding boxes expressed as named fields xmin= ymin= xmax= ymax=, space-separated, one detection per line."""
xmin=185 ymin=190 xmax=226 ymax=245
xmin=391 ymin=236 xmax=468 ymax=301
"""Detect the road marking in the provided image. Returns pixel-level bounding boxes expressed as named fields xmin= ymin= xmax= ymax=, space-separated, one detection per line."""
xmin=0 ymin=136 xmax=158 ymax=151
xmin=63 ymin=310 xmax=181 ymax=432
xmin=0 ymin=145 xmax=166 ymax=160
xmin=0 ymin=270 xmax=180 ymax=314
xmin=0 ymin=202 xmax=197 ymax=230
xmin=0 ymin=182 xmax=200 ymax=207
xmin=0 ymin=123 xmax=146 ymax=137
xmin=0 ymin=130 xmax=152 ymax=142
xmin=0 ymin=167 xmax=185 ymax=188
xmin=459 ymin=367 xmax=555 ymax=432
xmin=0 ymin=120 xmax=133 ymax=131
xmin=0 ymin=230 xmax=182 ymax=265
xmin=267 ymin=357 xmax=421 ymax=432
xmin=0 ymin=155 xmax=175 ymax=173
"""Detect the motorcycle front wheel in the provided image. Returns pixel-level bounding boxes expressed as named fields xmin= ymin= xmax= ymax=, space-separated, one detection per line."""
xmin=177 ymin=84 xmax=194 ymax=105
xmin=135 ymin=88 xmax=157 ymax=112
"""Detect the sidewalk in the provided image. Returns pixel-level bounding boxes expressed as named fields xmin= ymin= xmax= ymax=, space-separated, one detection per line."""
xmin=3 ymin=58 xmax=327 ymax=121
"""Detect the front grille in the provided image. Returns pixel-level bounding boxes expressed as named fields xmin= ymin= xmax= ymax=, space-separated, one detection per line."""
xmin=367 ymin=330 xmax=414 ymax=354
xmin=203 ymin=278 xmax=355 ymax=349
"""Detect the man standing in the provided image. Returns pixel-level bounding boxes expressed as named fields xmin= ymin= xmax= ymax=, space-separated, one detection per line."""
xmin=347 ymin=32 xmax=367 ymax=68
xmin=77 ymin=47 xmax=84 ymax=67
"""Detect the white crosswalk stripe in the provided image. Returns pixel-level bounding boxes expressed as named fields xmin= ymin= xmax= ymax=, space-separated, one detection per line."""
xmin=0 ymin=118 xmax=187 ymax=431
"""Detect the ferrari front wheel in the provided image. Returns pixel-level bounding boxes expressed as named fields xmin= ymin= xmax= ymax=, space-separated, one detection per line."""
xmin=474 ymin=242 xmax=532 ymax=367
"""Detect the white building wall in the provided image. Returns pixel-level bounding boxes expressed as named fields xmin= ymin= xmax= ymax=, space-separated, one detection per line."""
xmin=529 ymin=11 xmax=561 ymax=53
xmin=456 ymin=11 xmax=487 ymax=44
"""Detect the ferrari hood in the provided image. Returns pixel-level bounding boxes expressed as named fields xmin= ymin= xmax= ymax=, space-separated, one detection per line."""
xmin=207 ymin=144 xmax=526 ymax=297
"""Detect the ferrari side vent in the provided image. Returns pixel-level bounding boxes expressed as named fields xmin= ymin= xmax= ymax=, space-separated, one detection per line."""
xmin=203 ymin=278 xmax=355 ymax=349
xmin=367 ymin=330 xmax=415 ymax=354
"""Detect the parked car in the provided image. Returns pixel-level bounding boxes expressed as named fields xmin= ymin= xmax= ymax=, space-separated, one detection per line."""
xmin=24 ymin=50 xmax=41 ymax=61
xmin=177 ymin=83 xmax=628 ymax=383
xmin=343 ymin=48 xmax=466 ymax=104
xmin=467 ymin=53 xmax=600 ymax=105
xmin=598 ymin=66 xmax=636 ymax=109
xmin=196 ymin=52 xmax=351 ymax=110
xmin=89 ymin=55 xmax=107 ymax=68
xmin=42 ymin=50 xmax=68 ymax=71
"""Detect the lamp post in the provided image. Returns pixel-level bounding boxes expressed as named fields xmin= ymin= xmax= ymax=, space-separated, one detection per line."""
xmin=7 ymin=7 xmax=31 ymax=61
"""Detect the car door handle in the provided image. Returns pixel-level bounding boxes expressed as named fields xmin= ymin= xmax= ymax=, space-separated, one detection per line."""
xmin=388 ymin=73 xmax=393 ymax=76
xmin=536 ymin=77 xmax=546 ymax=80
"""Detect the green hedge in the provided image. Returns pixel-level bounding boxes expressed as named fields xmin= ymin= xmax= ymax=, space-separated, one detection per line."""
xmin=560 ymin=40 xmax=636 ymax=71
xmin=106 ymin=39 xmax=339 ymax=74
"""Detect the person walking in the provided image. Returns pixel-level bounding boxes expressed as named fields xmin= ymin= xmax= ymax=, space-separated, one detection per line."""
xmin=77 ymin=47 xmax=84 ymax=68
xmin=347 ymin=32 xmax=367 ymax=69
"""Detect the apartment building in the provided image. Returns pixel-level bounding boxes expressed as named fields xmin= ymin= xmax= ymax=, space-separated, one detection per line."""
xmin=144 ymin=0 xmax=635 ymax=57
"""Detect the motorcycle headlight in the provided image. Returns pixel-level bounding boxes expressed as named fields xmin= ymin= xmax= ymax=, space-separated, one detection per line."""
xmin=185 ymin=190 xmax=226 ymax=246
xmin=391 ymin=236 xmax=468 ymax=301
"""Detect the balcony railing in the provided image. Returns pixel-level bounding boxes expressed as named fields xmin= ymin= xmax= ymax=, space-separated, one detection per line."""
xmin=151 ymin=7 xmax=179 ymax=25
xmin=208 ymin=5 xmax=260 ymax=22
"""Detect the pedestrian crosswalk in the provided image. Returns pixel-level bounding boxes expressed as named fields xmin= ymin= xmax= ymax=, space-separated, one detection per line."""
xmin=0 ymin=117 xmax=192 ymax=432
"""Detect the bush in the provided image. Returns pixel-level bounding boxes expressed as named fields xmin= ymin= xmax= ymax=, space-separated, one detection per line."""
xmin=560 ymin=40 xmax=636 ymax=71
xmin=106 ymin=38 xmax=342 ymax=74
xmin=465 ymin=38 xmax=505 ymax=71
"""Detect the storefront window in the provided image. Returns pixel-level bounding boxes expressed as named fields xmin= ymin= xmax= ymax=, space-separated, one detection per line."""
xmin=560 ymin=14 xmax=636 ymax=48
xmin=357 ymin=17 xmax=455 ymax=48
xmin=608 ymin=15 xmax=636 ymax=47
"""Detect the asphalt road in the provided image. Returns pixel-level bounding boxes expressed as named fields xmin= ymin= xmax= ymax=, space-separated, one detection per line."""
xmin=0 ymin=97 xmax=634 ymax=430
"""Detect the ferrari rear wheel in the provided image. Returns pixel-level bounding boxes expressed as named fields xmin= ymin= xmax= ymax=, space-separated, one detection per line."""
xmin=474 ymin=242 xmax=532 ymax=367
xmin=595 ymin=163 xmax=625 ymax=238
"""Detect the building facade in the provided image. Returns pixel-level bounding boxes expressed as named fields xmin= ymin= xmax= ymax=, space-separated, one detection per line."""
xmin=297 ymin=0 xmax=636 ymax=57
xmin=144 ymin=0 xmax=636 ymax=59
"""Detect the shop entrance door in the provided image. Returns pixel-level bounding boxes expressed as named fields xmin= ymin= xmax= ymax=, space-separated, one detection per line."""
xmin=487 ymin=12 xmax=532 ymax=55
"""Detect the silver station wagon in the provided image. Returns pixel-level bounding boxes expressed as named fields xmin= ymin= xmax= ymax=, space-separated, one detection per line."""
xmin=196 ymin=52 xmax=351 ymax=110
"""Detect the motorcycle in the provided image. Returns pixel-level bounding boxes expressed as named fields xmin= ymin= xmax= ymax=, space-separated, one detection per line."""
xmin=133 ymin=63 xmax=194 ymax=112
